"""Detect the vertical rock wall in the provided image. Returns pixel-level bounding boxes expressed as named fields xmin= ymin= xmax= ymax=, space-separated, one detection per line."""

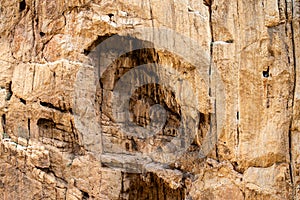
xmin=0 ymin=0 xmax=299 ymax=199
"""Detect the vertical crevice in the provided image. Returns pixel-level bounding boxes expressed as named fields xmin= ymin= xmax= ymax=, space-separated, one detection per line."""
xmin=208 ymin=1 xmax=219 ymax=161
xmin=266 ymin=84 xmax=271 ymax=108
xmin=208 ymin=0 xmax=214 ymax=93
xmin=27 ymin=118 xmax=30 ymax=138
xmin=32 ymin=65 xmax=35 ymax=91
xmin=99 ymin=80 xmax=104 ymax=157
xmin=5 ymin=81 xmax=13 ymax=101
xmin=1 ymin=114 xmax=6 ymax=133
xmin=237 ymin=112 xmax=240 ymax=147
xmin=289 ymin=128 xmax=295 ymax=199
xmin=148 ymin=0 xmax=154 ymax=27
xmin=119 ymin=172 xmax=125 ymax=199
xmin=31 ymin=0 xmax=37 ymax=57
xmin=208 ymin=2 xmax=214 ymax=70
xmin=278 ymin=0 xmax=282 ymax=20
xmin=288 ymin=0 xmax=297 ymax=198
xmin=236 ymin=0 xmax=241 ymax=154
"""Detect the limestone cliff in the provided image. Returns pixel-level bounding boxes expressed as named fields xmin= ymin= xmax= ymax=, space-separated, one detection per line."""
xmin=0 ymin=0 xmax=299 ymax=199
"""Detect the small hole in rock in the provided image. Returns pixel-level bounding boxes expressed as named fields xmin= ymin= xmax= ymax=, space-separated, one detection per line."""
xmin=82 ymin=191 xmax=89 ymax=200
xmin=39 ymin=32 xmax=45 ymax=37
xmin=108 ymin=13 xmax=114 ymax=19
xmin=263 ymin=66 xmax=270 ymax=78
xmin=20 ymin=98 xmax=26 ymax=105
xmin=125 ymin=143 xmax=130 ymax=150
xmin=19 ymin=0 xmax=26 ymax=12
xmin=232 ymin=162 xmax=239 ymax=172
xmin=226 ymin=39 xmax=234 ymax=43
xmin=83 ymin=49 xmax=90 ymax=55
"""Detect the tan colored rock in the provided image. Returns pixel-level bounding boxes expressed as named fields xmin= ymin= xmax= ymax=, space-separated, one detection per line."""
xmin=189 ymin=159 xmax=244 ymax=200
xmin=28 ymin=146 xmax=50 ymax=168
xmin=0 ymin=0 xmax=298 ymax=199
xmin=99 ymin=168 xmax=122 ymax=200
xmin=244 ymin=163 xmax=292 ymax=199
xmin=66 ymin=179 xmax=83 ymax=200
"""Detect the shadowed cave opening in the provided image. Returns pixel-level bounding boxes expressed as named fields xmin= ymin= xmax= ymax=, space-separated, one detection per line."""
xmin=37 ymin=118 xmax=81 ymax=153
xmin=129 ymin=83 xmax=181 ymax=138
xmin=86 ymin=34 xmax=210 ymax=199
xmin=119 ymin=172 xmax=185 ymax=200
xmin=88 ymin=35 xmax=209 ymax=156
xmin=98 ymin=46 xmax=209 ymax=156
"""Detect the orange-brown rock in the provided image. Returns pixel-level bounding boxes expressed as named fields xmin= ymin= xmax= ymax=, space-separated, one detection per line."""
xmin=0 ymin=0 xmax=299 ymax=199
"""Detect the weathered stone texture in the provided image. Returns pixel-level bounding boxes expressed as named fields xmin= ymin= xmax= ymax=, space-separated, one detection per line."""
xmin=0 ymin=0 xmax=299 ymax=199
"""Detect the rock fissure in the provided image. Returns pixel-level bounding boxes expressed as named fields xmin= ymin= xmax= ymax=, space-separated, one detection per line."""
xmin=288 ymin=0 xmax=298 ymax=198
xmin=0 ymin=0 xmax=299 ymax=199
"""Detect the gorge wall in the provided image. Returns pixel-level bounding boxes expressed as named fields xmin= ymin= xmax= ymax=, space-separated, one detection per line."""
xmin=0 ymin=0 xmax=299 ymax=199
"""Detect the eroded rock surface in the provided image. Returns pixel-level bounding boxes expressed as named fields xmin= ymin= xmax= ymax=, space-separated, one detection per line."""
xmin=0 ymin=0 xmax=299 ymax=199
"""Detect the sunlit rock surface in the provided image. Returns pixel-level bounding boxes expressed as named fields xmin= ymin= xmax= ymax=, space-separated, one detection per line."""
xmin=0 ymin=0 xmax=299 ymax=199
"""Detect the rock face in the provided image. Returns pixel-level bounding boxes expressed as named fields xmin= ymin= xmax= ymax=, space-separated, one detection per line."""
xmin=0 ymin=0 xmax=299 ymax=199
